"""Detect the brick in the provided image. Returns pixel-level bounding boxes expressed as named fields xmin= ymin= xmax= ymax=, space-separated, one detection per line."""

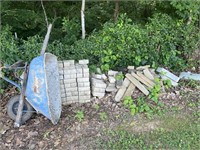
xmin=101 ymin=74 xmax=107 ymax=80
xmin=66 ymin=92 xmax=72 ymax=97
xmin=65 ymin=87 xmax=78 ymax=92
xmin=123 ymin=83 xmax=135 ymax=99
xmin=66 ymin=96 xmax=79 ymax=101
xmin=70 ymin=82 xmax=77 ymax=87
xmin=63 ymin=60 xmax=74 ymax=66
xmin=92 ymin=92 xmax=105 ymax=98
xmin=72 ymin=91 xmax=79 ymax=96
xmin=83 ymin=68 xmax=89 ymax=73
xmin=136 ymin=65 xmax=150 ymax=71
xmin=92 ymin=87 xmax=106 ymax=93
xmin=109 ymin=76 xmax=116 ymax=84
xmin=115 ymin=87 xmax=126 ymax=102
xmin=79 ymin=59 xmax=89 ymax=65
xmin=78 ymin=87 xmax=90 ymax=91
xmin=136 ymin=71 xmax=155 ymax=87
xmin=143 ymin=69 xmax=154 ymax=80
xmin=106 ymin=86 xmax=117 ymax=92
xmin=83 ymin=72 xmax=89 ymax=78
xmin=126 ymin=74 xmax=149 ymax=96
xmin=64 ymin=79 xmax=76 ymax=83
xmin=127 ymin=66 xmax=135 ymax=70
xmin=91 ymin=82 xmax=107 ymax=88
xmin=64 ymin=69 xmax=76 ymax=74
xmin=76 ymin=68 xmax=83 ymax=74
xmin=108 ymin=70 xmax=118 ymax=76
xmin=77 ymin=82 xmax=84 ymax=87
xmin=64 ymin=83 xmax=70 ymax=88
xmin=77 ymin=78 xmax=89 ymax=83
xmin=84 ymin=82 xmax=90 ymax=87
xmin=92 ymin=74 xmax=102 ymax=79
xmin=123 ymin=78 xmax=130 ymax=88
xmin=58 ymin=61 xmax=63 ymax=68
xmin=76 ymin=73 xmax=83 ymax=78
xmin=131 ymin=72 xmax=153 ymax=88
xmin=79 ymin=91 xmax=90 ymax=96
xmin=156 ymin=67 xmax=180 ymax=82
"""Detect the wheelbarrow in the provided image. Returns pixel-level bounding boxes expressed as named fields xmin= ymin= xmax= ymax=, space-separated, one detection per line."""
xmin=0 ymin=24 xmax=62 ymax=126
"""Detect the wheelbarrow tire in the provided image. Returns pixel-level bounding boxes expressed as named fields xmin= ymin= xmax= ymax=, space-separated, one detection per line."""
xmin=7 ymin=95 xmax=34 ymax=123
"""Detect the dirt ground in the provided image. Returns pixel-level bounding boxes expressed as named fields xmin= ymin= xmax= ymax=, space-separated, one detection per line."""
xmin=0 ymin=83 xmax=199 ymax=150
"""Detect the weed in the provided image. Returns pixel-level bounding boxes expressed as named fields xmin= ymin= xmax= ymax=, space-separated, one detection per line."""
xmin=93 ymin=104 xmax=100 ymax=111
xmin=99 ymin=112 xmax=108 ymax=121
xmin=75 ymin=110 xmax=84 ymax=122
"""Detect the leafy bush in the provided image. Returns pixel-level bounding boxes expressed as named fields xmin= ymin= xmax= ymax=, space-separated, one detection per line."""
xmin=72 ymin=13 xmax=200 ymax=72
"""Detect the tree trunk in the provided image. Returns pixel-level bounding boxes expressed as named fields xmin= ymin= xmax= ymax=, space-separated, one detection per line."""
xmin=114 ymin=0 xmax=119 ymax=23
xmin=81 ymin=0 xmax=86 ymax=39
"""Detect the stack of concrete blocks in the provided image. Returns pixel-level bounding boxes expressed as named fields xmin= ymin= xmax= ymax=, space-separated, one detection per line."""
xmin=106 ymin=70 xmax=118 ymax=92
xmin=58 ymin=60 xmax=90 ymax=105
xmin=91 ymin=74 xmax=107 ymax=99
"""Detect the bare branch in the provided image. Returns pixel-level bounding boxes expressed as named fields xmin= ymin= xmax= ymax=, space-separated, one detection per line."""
xmin=41 ymin=0 xmax=48 ymax=28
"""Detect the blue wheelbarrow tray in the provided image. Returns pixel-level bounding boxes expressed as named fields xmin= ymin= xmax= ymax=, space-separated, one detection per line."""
xmin=25 ymin=53 xmax=62 ymax=125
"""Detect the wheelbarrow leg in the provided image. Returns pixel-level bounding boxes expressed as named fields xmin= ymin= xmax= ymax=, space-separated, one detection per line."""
xmin=14 ymin=65 xmax=28 ymax=127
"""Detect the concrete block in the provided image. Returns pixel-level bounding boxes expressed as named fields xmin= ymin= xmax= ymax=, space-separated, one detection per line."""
xmin=70 ymin=82 xmax=77 ymax=87
xmin=63 ymin=60 xmax=74 ymax=66
xmin=83 ymin=72 xmax=89 ymax=78
xmin=92 ymin=87 xmax=106 ymax=93
xmin=108 ymin=70 xmax=118 ymax=76
xmin=127 ymin=66 xmax=135 ymax=70
xmin=123 ymin=83 xmax=135 ymax=99
xmin=136 ymin=71 xmax=155 ymax=87
xmin=91 ymin=82 xmax=107 ymax=88
xmin=78 ymin=87 xmax=90 ymax=91
xmin=96 ymin=68 xmax=102 ymax=74
xmin=61 ymin=93 xmax=66 ymax=98
xmin=66 ymin=92 xmax=72 ymax=97
xmin=92 ymin=92 xmax=105 ymax=98
xmin=79 ymin=59 xmax=89 ymax=65
xmin=65 ymin=87 xmax=78 ymax=92
xmin=79 ymin=95 xmax=90 ymax=100
xmin=126 ymin=74 xmax=149 ymax=95
xmin=131 ymin=72 xmax=153 ymax=88
xmin=143 ymin=69 xmax=154 ymax=80
xmin=106 ymin=85 xmax=117 ymax=92
xmin=156 ymin=67 xmax=180 ymax=82
xmin=101 ymin=74 xmax=107 ymax=80
xmin=79 ymin=91 xmax=91 ymax=96
xmin=123 ymin=78 xmax=130 ymax=88
xmin=92 ymin=74 xmax=102 ymax=79
xmin=58 ymin=61 xmax=63 ymax=68
xmin=64 ymin=83 xmax=71 ymax=88
xmin=115 ymin=87 xmax=126 ymax=102
xmin=83 ymin=68 xmax=89 ymax=72
xmin=76 ymin=73 xmax=83 ymax=78
xmin=64 ymin=69 xmax=76 ymax=74
xmin=67 ymin=96 xmax=79 ymax=101
xmin=78 ymin=82 xmax=84 ymax=87
xmin=136 ymin=65 xmax=150 ymax=71
xmin=60 ymin=84 xmax=65 ymax=89
xmin=179 ymin=72 xmax=200 ymax=81
xmin=72 ymin=91 xmax=79 ymax=96
xmin=76 ymin=68 xmax=83 ymax=74
xmin=64 ymin=79 xmax=76 ymax=83
xmin=77 ymin=78 xmax=89 ymax=83
xmin=109 ymin=76 xmax=116 ymax=84
xmin=84 ymin=82 xmax=90 ymax=87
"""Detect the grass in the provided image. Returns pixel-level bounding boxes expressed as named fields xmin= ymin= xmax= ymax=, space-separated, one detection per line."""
xmin=96 ymin=112 xmax=200 ymax=150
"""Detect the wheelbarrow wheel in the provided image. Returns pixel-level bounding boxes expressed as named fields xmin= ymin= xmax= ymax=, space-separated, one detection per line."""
xmin=7 ymin=95 xmax=34 ymax=123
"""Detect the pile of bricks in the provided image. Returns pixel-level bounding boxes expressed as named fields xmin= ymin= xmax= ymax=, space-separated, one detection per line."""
xmin=91 ymin=70 xmax=121 ymax=99
xmin=114 ymin=65 xmax=157 ymax=102
xmin=58 ymin=60 xmax=90 ymax=105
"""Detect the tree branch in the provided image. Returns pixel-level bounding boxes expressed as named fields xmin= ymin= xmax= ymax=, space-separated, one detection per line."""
xmin=41 ymin=0 xmax=48 ymax=28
